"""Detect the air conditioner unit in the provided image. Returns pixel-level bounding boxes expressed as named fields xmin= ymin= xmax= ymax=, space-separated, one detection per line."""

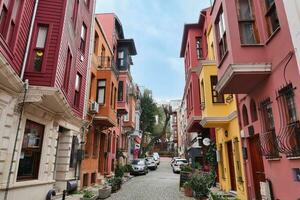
xmin=90 ymin=102 xmax=99 ymax=114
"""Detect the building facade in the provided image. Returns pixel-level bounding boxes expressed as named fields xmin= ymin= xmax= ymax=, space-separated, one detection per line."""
xmin=211 ymin=0 xmax=300 ymax=199
xmin=0 ymin=0 xmax=95 ymax=199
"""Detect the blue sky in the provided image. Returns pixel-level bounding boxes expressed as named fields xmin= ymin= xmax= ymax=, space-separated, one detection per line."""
xmin=96 ymin=0 xmax=211 ymax=101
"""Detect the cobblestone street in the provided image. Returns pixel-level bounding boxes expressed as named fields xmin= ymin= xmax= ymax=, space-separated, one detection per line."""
xmin=107 ymin=157 xmax=192 ymax=200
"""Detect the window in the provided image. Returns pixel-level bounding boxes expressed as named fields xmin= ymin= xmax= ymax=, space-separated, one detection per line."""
xmin=113 ymin=87 xmax=117 ymax=109
xmin=118 ymin=81 xmax=124 ymax=101
xmin=110 ymin=83 xmax=114 ymax=106
xmin=92 ymin=132 xmax=99 ymax=157
xmin=264 ymin=0 xmax=280 ymax=36
xmin=63 ymin=48 xmax=72 ymax=91
xmin=124 ymin=113 xmax=129 ymax=121
xmin=70 ymin=136 xmax=79 ymax=168
xmin=33 ymin=25 xmax=48 ymax=72
xmin=80 ymin=23 xmax=87 ymax=53
xmin=200 ymin=79 xmax=205 ymax=110
xmin=216 ymin=10 xmax=227 ymax=60
xmin=82 ymin=173 xmax=89 ymax=187
xmin=85 ymin=130 xmax=92 ymax=157
xmin=118 ymin=50 xmax=125 ymax=66
xmin=91 ymin=172 xmax=96 ymax=185
xmin=94 ymin=32 xmax=99 ymax=54
xmin=218 ymin=144 xmax=225 ymax=179
xmin=250 ymin=99 xmax=258 ymax=122
xmin=74 ymin=73 xmax=82 ymax=108
xmin=236 ymin=0 xmax=259 ymax=44
xmin=196 ymin=37 xmax=203 ymax=59
xmin=84 ymin=0 xmax=90 ymax=8
xmin=260 ymin=98 xmax=275 ymax=131
xmin=97 ymin=79 xmax=106 ymax=104
xmin=242 ymin=105 xmax=249 ymax=126
xmin=17 ymin=120 xmax=44 ymax=181
xmin=210 ymin=76 xmax=224 ymax=103
xmin=72 ymin=0 xmax=79 ymax=25
xmin=0 ymin=5 xmax=7 ymax=36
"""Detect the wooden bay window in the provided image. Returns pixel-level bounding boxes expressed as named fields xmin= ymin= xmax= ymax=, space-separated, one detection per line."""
xmin=264 ymin=0 xmax=280 ymax=36
xmin=80 ymin=23 xmax=87 ymax=54
xmin=210 ymin=76 xmax=224 ymax=103
xmin=236 ymin=0 xmax=259 ymax=44
xmin=32 ymin=25 xmax=49 ymax=72
xmin=74 ymin=73 xmax=82 ymax=108
xmin=216 ymin=10 xmax=227 ymax=60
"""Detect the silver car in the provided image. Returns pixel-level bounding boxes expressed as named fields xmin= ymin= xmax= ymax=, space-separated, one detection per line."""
xmin=131 ymin=159 xmax=148 ymax=175
xmin=145 ymin=157 xmax=157 ymax=170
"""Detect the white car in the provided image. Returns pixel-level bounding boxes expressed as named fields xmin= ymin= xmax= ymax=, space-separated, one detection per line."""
xmin=172 ymin=159 xmax=188 ymax=173
xmin=152 ymin=152 xmax=160 ymax=165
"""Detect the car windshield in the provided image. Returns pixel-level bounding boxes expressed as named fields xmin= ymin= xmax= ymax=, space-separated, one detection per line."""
xmin=132 ymin=160 xmax=144 ymax=165
xmin=176 ymin=159 xmax=188 ymax=164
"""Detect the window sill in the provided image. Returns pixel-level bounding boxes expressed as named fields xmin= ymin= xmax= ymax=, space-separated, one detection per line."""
xmin=241 ymin=44 xmax=264 ymax=47
xmin=266 ymin=157 xmax=281 ymax=161
xmin=266 ymin=27 xmax=281 ymax=45
xmin=217 ymin=51 xmax=229 ymax=68
xmin=286 ymin=156 xmax=300 ymax=160
xmin=10 ymin=180 xmax=55 ymax=189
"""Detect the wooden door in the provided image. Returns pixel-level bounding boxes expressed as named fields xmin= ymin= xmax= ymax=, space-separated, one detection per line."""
xmin=227 ymin=141 xmax=237 ymax=191
xmin=98 ymin=133 xmax=105 ymax=174
xmin=249 ymin=135 xmax=265 ymax=200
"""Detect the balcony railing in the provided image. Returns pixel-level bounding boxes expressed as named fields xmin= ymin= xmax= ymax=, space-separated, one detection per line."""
xmin=97 ymin=56 xmax=118 ymax=76
xmin=277 ymin=121 xmax=300 ymax=157
xmin=259 ymin=129 xmax=280 ymax=159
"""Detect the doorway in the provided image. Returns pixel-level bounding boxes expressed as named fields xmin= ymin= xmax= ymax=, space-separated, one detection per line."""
xmin=227 ymin=141 xmax=237 ymax=191
xmin=249 ymin=134 xmax=265 ymax=200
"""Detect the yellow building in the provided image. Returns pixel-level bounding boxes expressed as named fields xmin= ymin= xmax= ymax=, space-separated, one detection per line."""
xmin=198 ymin=24 xmax=247 ymax=200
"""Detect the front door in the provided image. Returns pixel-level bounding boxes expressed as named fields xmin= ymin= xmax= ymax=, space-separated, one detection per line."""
xmin=227 ymin=141 xmax=237 ymax=191
xmin=249 ymin=134 xmax=265 ymax=200
xmin=98 ymin=133 xmax=106 ymax=174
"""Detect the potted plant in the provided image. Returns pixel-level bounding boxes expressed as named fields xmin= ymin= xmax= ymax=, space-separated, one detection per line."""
xmin=110 ymin=177 xmax=123 ymax=193
xmin=190 ymin=172 xmax=214 ymax=200
xmin=97 ymin=183 xmax=112 ymax=199
xmin=180 ymin=165 xmax=193 ymax=187
xmin=80 ymin=190 xmax=97 ymax=200
xmin=115 ymin=164 xmax=124 ymax=178
xmin=123 ymin=164 xmax=132 ymax=177
xmin=183 ymin=181 xmax=193 ymax=197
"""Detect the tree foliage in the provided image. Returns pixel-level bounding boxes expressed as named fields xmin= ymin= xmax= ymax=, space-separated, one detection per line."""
xmin=138 ymin=89 xmax=172 ymax=157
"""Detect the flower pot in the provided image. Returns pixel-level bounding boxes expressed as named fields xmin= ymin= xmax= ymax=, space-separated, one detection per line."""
xmin=184 ymin=187 xmax=193 ymax=197
xmin=80 ymin=195 xmax=98 ymax=200
xmin=111 ymin=185 xmax=118 ymax=193
xmin=124 ymin=172 xmax=130 ymax=177
xmin=98 ymin=186 xmax=111 ymax=199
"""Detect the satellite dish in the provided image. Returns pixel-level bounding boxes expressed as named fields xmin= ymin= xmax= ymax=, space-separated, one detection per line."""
xmin=203 ymin=138 xmax=211 ymax=146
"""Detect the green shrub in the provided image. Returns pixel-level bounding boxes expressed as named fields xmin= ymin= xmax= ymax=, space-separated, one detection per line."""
xmin=83 ymin=190 xmax=94 ymax=198
xmin=123 ymin=164 xmax=133 ymax=173
xmin=183 ymin=180 xmax=192 ymax=188
xmin=115 ymin=165 xmax=124 ymax=177
xmin=181 ymin=165 xmax=193 ymax=172
xmin=190 ymin=172 xmax=214 ymax=198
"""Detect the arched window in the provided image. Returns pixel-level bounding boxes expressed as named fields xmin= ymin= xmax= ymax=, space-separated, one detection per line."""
xmin=250 ymin=99 xmax=258 ymax=122
xmin=242 ymin=105 xmax=249 ymax=126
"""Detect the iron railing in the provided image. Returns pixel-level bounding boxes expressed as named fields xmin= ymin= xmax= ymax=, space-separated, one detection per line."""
xmin=97 ymin=56 xmax=118 ymax=76
xmin=259 ymin=129 xmax=280 ymax=159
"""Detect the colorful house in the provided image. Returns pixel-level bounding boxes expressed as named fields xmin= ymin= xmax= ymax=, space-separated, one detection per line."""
xmin=180 ymin=9 xmax=215 ymax=169
xmin=197 ymin=9 xmax=247 ymax=200
xmin=211 ymin=0 xmax=300 ymax=199
xmin=80 ymin=15 xmax=118 ymax=188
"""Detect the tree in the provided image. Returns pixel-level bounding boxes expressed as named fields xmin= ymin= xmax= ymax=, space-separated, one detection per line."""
xmin=138 ymin=89 xmax=172 ymax=157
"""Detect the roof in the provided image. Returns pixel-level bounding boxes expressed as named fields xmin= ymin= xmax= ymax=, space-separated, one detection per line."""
xmin=118 ymin=39 xmax=137 ymax=55
xmin=179 ymin=23 xmax=199 ymax=57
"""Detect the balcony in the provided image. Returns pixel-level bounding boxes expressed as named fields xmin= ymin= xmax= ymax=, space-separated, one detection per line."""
xmin=259 ymin=129 xmax=280 ymax=159
xmin=215 ymin=63 xmax=272 ymax=94
xmin=97 ymin=56 xmax=118 ymax=76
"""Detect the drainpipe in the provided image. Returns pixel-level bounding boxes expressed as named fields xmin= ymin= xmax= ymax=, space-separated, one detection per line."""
xmin=4 ymin=79 xmax=29 ymax=200
xmin=20 ymin=0 xmax=39 ymax=80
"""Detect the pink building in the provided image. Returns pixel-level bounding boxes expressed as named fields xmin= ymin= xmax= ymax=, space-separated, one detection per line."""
xmin=211 ymin=0 xmax=300 ymax=199
xmin=180 ymin=9 xmax=215 ymax=168
xmin=0 ymin=0 xmax=95 ymax=199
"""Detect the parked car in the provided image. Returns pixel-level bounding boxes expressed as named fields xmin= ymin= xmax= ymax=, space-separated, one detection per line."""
xmin=152 ymin=152 xmax=160 ymax=165
xmin=172 ymin=159 xmax=188 ymax=173
xmin=145 ymin=157 xmax=157 ymax=170
xmin=170 ymin=157 xmax=181 ymax=166
xmin=131 ymin=159 xmax=148 ymax=175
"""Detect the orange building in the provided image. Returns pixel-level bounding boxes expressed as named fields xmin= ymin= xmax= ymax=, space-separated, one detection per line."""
xmin=80 ymin=16 xmax=118 ymax=188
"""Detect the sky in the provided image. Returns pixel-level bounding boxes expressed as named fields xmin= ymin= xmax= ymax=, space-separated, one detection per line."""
xmin=96 ymin=0 xmax=211 ymax=102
